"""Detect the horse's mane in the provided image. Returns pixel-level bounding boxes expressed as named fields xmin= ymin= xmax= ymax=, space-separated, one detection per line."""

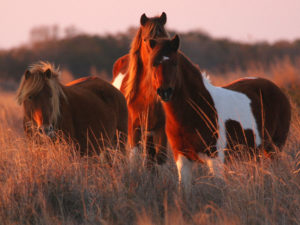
xmin=124 ymin=28 xmax=143 ymax=102
xmin=124 ymin=17 xmax=169 ymax=103
xmin=177 ymin=52 xmax=208 ymax=88
xmin=16 ymin=61 xmax=66 ymax=124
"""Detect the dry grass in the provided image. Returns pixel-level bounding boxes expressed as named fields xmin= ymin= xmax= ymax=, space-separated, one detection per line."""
xmin=211 ymin=57 xmax=300 ymax=87
xmin=0 ymin=61 xmax=299 ymax=225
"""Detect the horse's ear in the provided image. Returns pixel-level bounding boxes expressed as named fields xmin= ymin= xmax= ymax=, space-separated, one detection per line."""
xmin=149 ymin=39 xmax=157 ymax=49
xmin=45 ymin=69 xmax=52 ymax=79
xmin=140 ymin=13 xmax=149 ymax=26
xmin=171 ymin=35 xmax=180 ymax=51
xmin=24 ymin=70 xmax=31 ymax=80
xmin=160 ymin=12 xmax=167 ymax=25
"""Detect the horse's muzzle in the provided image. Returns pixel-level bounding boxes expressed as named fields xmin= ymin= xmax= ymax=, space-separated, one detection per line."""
xmin=39 ymin=124 xmax=55 ymax=138
xmin=157 ymin=87 xmax=174 ymax=102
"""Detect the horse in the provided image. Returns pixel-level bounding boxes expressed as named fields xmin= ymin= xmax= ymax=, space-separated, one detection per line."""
xmin=112 ymin=12 xmax=167 ymax=81
xmin=17 ymin=61 xmax=128 ymax=156
xmin=148 ymin=35 xmax=291 ymax=192
xmin=111 ymin=12 xmax=170 ymax=166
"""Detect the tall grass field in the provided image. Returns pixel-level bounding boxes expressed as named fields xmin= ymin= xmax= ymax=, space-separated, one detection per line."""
xmin=0 ymin=60 xmax=299 ymax=225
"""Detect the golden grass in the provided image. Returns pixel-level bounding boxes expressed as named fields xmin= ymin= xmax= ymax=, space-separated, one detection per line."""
xmin=0 ymin=62 xmax=299 ymax=224
xmin=211 ymin=57 xmax=300 ymax=89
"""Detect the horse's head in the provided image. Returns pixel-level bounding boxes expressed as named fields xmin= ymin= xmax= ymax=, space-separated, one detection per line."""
xmin=17 ymin=62 xmax=64 ymax=138
xmin=125 ymin=12 xmax=169 ymax=102
xmin=148 ymin=35 xmax=180 ymax=102
xmin=140 ymin=12 xmax=167 ymax=41
xmin=135 ymin=12 xmax=169 ymax=58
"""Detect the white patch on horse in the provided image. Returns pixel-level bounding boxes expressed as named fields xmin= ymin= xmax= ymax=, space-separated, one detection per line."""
xmin=163 ymin=56 xmax=170 ymax=61
xmin=203 ymin=76 xmax=261 ymax=163
xmin=112 ymin=73 xmax=125 ymax=90
xmin=129 ymin=146 xmax=140 ymax=165
xmin=244 ymin=77 xmax=258 ymax=80
xmin=202 ymin=72 xmax=211 ymax=81
xmin=176 ymin=155 xmax=193 ymax=194
xmin=198 ymin=153 xmax=223 ymax=177
xmin=160 ymin=56 xmax=170 ymax=63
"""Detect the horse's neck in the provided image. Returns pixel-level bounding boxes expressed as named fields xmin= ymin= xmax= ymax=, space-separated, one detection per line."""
xmin=139 ymin=46 xmax=152 ymax=84
xmin=163 ymin=54 xmax=215 ymax=126
xmin=128 ymin=46 xmax=156 ymax=105
xmin=177 ymin=53 xmax=208 ymax=101
xmin=56 ymin=86 xmax=69 ymax=121
xmin=129 ymin=77 xmax=158 ymax=111
xmin=140 ymin=44 xmax=150 ymax=66
xmin=125 ymin=42 xmax=151 ymax=101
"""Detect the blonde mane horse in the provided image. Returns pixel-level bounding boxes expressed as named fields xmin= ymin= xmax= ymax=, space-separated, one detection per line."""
xmin=17 ymin=61 xmax=128 ymax=155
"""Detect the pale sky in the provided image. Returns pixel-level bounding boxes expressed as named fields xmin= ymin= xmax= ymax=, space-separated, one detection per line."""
xmin=1 ymin=0 xmax=300 ymax=49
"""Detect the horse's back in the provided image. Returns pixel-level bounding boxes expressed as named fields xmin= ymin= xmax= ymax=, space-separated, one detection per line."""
xmin=66 ymin=76 xmax=96 ymax=86
xmin=64 ymin=76 xmax=128 ymax=150
xmin=112 ymin=54 xmax=129 ymax=79
xmin=224 ymin=77 xmax=291 ymax=148
xmin=224 ymin=77 xmax=290 ymax=111
xmin=68 ymin=76 xmax=125 ymax=104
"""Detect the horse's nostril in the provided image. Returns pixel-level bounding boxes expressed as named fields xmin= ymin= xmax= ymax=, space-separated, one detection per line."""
xmin=164 ymin=91 xmax=168 ymax=99
xmin=157 ymin=87 xmax=173 ymax=101
xmin=157 ymin=88 xmax=162 ymax=96
xmin=38 ymin=125 xmax=54 ymax=135
xmin=167 ymin=88 xmax=173 ymax=95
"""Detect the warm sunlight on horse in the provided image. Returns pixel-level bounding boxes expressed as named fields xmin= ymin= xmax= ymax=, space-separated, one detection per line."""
xmin=148 ymin=35 xmax=291 ymax=193
xmin=111 ymin=12 xmax=170 ymax=166
xmin=17 ymin=61 xmax=128 ymax=155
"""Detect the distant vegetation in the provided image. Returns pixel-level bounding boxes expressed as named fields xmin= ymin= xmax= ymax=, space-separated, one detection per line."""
xmin=1 ymin=25 xmax=300 ymax=89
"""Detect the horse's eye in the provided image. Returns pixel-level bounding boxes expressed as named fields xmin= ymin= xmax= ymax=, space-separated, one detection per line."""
xmin=28 ymin=95 xmax=32 ymax=100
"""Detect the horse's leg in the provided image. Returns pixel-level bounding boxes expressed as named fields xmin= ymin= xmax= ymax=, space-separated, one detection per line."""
xmin=116 ymin=114 xmax=128 ymax=154
xmin=153 ymin=127 xmax=168 ymax=165
xmin=128 ymin=116 xmax=139 ymax=147
xmin=176 ymin=154 xmax=193 ymax=196
xmin=128 ymin=127 xmax=142 ymax=165
xmin=128 ymin=116 xmax=142 ymax=161
xmin=145 ymin=133 xmax=156 ymax=168
xmin=264 ymin=118 xmax=290 ymax=159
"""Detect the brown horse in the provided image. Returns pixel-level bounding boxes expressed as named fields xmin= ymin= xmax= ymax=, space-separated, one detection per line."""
xmin=111 ymin=12 xmax=169 ymax=166
xmin=17 ymin=62 xmax=128 ymax=155
xmin=112 ymin=12 xmax=167 ymax=81
xmin=148 ymin=35 xmax=291 ymax=191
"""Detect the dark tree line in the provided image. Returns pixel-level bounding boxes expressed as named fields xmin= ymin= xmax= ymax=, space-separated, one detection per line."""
xmin=0 ymin=28 xmax=300 ymax=84
xmin=0 ymin=33 xmax=131 ymax=82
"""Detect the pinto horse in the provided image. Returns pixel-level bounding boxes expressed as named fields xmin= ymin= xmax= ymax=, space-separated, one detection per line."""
xmin=17 ymin=62 xmax=128 ymax=155
xmin=111 ymin=12 xmax=169 ymax=166
xmin=148 ymin=35 xmax=291 ymax=191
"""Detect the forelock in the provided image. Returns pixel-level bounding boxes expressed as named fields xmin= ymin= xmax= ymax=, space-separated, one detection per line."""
xmin=142 ymin=18 xmax=168 ymax=39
